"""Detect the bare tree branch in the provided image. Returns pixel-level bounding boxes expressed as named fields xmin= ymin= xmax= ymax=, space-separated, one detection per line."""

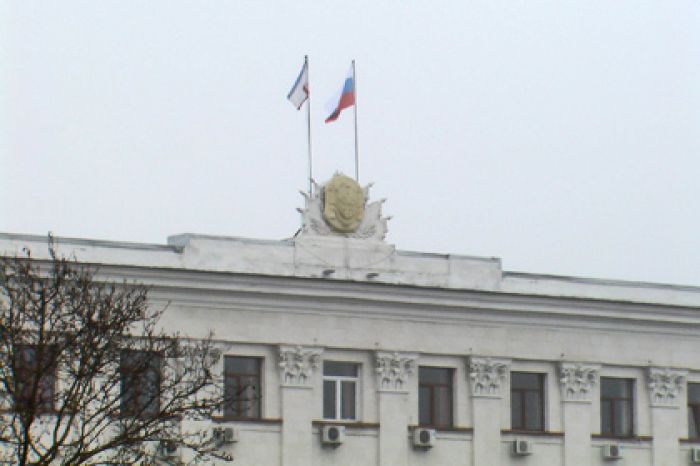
xmin=0 ymin=237 xmax=231 ymax=465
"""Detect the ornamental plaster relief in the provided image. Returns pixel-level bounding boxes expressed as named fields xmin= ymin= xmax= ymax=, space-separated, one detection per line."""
xmin=558 ymin=363 xmax=600 ymax=402
xmin=375 ymin=352 xmax=417 ymax=392
xmin=278 ymin=345 xmax=322 ymax=387
xmin=647 ymin=367 xmax=686 ymax=408
xmin=468 ymin=357 xmax=510 ymax=398
xmin=298 ymin=175 xmax=390 ymax=240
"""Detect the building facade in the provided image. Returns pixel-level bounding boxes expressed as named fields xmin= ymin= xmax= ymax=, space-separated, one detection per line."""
xmin=2 ymin=175 xmax=699 ymax=466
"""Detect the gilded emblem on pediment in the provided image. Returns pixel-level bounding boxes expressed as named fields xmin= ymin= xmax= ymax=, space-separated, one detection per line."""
xmin=322 ymin=174 xmax=365 ymax=233
xmin=298 ymin=172 xmax=390 ymax=240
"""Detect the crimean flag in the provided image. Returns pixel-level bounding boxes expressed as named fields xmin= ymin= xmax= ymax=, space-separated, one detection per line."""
xmin=325 ymin=64 xmax=355 ymax=123
xmin=287 ymin=58 xmax=309 ymax=110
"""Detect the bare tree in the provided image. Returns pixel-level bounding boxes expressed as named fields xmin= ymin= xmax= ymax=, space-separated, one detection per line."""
xmin=0 ymin=239 xmax=231 ymax=465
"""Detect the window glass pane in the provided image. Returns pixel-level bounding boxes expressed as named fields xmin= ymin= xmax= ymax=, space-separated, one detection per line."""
xmin=689 ymin=407 xmax=699 ymax=438
xmin=223 ymin=379 xmax=239 ymax=417
xmin=511 ymin=372 xmax=541 ymax=390
xmin=524 ymin=391 xmax=543 ymax=431
xmin=341 ymin=381 xmax=356 ymax=419
xmin=324 ymin=362 xmax=357 ymax=377
xmin=120 ymin=351 xmax=160 ymax=417
xmin=601 ymin=378 xmax=631 ymax=398
xmin=511 ymin=392 xmax=523 ymax=429
xmin=419 ymin=386 xmax=431 ymax=425
xmin=323 ymin=380 xmax=336 ymax=419
xmin=240 ymin=381 xmax=259 ymax=418
xmin=614 ymin=399 xmax=632 ymax=436
xmin=240 ymin=375 xmax=259 ymax=402
xmin=689 ymin=383 xmax=700 ymax=403
xmin=601 ymin=400 xmax=612 ymax=434
xmin=15 ymin=345 xmax=56 ymax=412
xmin=434 ymin=386 xmax=452 ymax=427
xmin=225 ymin=356 xmax=260 ymax=375
xmin=419 ymin=367 xmax=450 ymax=384
xmin=223 ymin=356 xmax=261 ymax=418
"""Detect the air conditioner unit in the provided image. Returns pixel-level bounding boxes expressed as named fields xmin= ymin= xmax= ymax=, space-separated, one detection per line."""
xmin=512 ymin=439 xmax=533 ymax=456
xmin=213 ymin=426 xmax=238 ymax=445
xmin=159 ymin=440 xmax=180 ymax=459
xmin=602 ymin=443 xmax=622 ymax=460
xmin=691 ymin=447 xmax=700 ymax=464
xmin=412 ymin=428 xmax=436 ymax=448
xmin=320 ymin=425 xmax=345 ymax=446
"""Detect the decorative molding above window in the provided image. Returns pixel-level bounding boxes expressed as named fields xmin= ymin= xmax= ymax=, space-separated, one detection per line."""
xmin=375 ymin=352 xmax=417 ymax=393
xmin=647 ymin=367 xmax=687 ymax=408
xmin=559 ymin=363 xmax=600 ymax=403
xmin=278 ymin=345 xmax=322 ymax=388
xmin=468 ymin=357 xmax=510 ymax=398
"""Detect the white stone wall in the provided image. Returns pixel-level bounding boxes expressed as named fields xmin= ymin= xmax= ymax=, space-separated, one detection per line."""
xmin=1 ymin=232 xmax=699 ymax=465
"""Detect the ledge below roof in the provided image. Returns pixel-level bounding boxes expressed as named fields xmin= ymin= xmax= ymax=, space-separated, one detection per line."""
xmin=1 ymin=232 xmax=699 ymax=308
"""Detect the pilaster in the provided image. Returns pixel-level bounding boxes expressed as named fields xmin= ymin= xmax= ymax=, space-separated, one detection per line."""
xmin=375 ymin=351 xmax=417 ymax=466
xmin=278 ymin=345 xmax=322 ymax=466
xmin=468 ymin=357 xmax=510 ymax=466
xmin=647 ymin=367 xmax=686 ymax=466
xmin=559 ymin=362 xmax=599 ymax=466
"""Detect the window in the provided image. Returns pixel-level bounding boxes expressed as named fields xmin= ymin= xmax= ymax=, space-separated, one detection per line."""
xmin=323 ymin=362 xmax=358 ymax=420
xmin=510 ymin=372 xmax=545 ymax=431
xmin=600 ymin=377 xmax=634 ymax=437
xmin=120 ymin=351 xmax=161 ymax=418
xmin=419 ymin=367 xmax=453 ymax=428
xmin=14 ymin=345 xmax=56 ymax=413
xmin=224 ymin=356 xmax=261 ymax=419
xmin=689 ymin=383 xmax=700 ymax=438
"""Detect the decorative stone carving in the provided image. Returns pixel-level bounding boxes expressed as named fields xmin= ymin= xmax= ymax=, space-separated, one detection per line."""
xmin=298 ymin=173 xmax=390 ymax=240
xmin=468 ymin=357 xmax=510 ymax=398
xmin=648 ymin=367 xmax=686 ymax=407
xmin=278 ymin=345 xmax=322 ymax=387
xmin=375 ymin=352 xmax=417 ymax=392
xmin=559 ymin=363 xmax=599 ymax=402
xmin=322 ymin=173 xmax=365 ymax=233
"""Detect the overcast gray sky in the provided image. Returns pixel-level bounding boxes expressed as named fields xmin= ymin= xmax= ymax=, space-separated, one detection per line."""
xmin=2 ymin=1 xmax=699 ymax=286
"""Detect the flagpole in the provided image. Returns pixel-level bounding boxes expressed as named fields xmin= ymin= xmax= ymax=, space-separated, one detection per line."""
xmin=305 ymin=56 xmax=313 ymax=194
xmin=352 ymin=59 xmax=359 ymax=182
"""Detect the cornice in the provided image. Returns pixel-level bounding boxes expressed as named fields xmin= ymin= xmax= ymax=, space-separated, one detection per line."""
xmin=10 ymin=259 xmax=700 ymax=334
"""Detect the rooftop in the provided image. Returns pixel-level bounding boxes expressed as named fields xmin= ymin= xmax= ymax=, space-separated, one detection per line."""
xmin=2 ymin=231 xmax=699 ymax=308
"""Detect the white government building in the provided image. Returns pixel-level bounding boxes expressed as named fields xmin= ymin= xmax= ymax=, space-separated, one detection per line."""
xmin=2 ymin=173 xmax=700 ymax=466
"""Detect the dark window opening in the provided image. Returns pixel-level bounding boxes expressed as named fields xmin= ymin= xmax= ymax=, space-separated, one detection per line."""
xmin=600 ymin=377 xmax=634 ymax=437
xmin=418 ymin=367 xmax=453 ymax=428
xmin=510 ymin=372 xmax=545 ymax=432
xmin=689 ymin=383 xmax=700 ymax=438
xmin=14 ymin=345 xmax=57 ymax=413
xmin=224 ymin=356 xmax=262 ymax=419
xmin=120 ymin=351 xmax=161 ymax=418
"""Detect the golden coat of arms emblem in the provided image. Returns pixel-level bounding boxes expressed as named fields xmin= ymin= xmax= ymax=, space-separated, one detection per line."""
xmin=322 ymin=174 xmax=365 ymax=233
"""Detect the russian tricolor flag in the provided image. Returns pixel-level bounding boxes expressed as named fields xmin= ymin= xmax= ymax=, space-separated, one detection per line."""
xmin=325 ymin=64 xmax=355 ymax=123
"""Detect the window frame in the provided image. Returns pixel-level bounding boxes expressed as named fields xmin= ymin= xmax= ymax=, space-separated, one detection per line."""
xmin=223 ymin=355 xmax=263 ymax=420
xmin=322 ymin=361 xmax=359 ymax=421
xmin=418 ymin=366 xmax=454 ymax=428
xmin=600 ymin=377 xmax=635 ymax=437
xmin=689 ymin=382 xmax=700 ymax=439
xmin=14 ymin=344 xmax=57 ymax=414
xmin=510 ymin=371 xmax=545 ymax=432
xmin=120 ymin=350 xmax=162 ymax=419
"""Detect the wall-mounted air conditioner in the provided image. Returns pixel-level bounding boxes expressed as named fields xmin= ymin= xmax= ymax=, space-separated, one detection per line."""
xmin=691 ymin=447 xmax=700 ymax=464
xmin=213 ymin=426 xmax=239 ymax=445
xmin=321 ymin=425 xmax=345 ymax=446
xmin=512 ymin=439 xmax=533 ymax=456
xmin=602 ymin=443 xmax=622 ymax=460
xmin=412 ymin=428 xmax=436 ymax=448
